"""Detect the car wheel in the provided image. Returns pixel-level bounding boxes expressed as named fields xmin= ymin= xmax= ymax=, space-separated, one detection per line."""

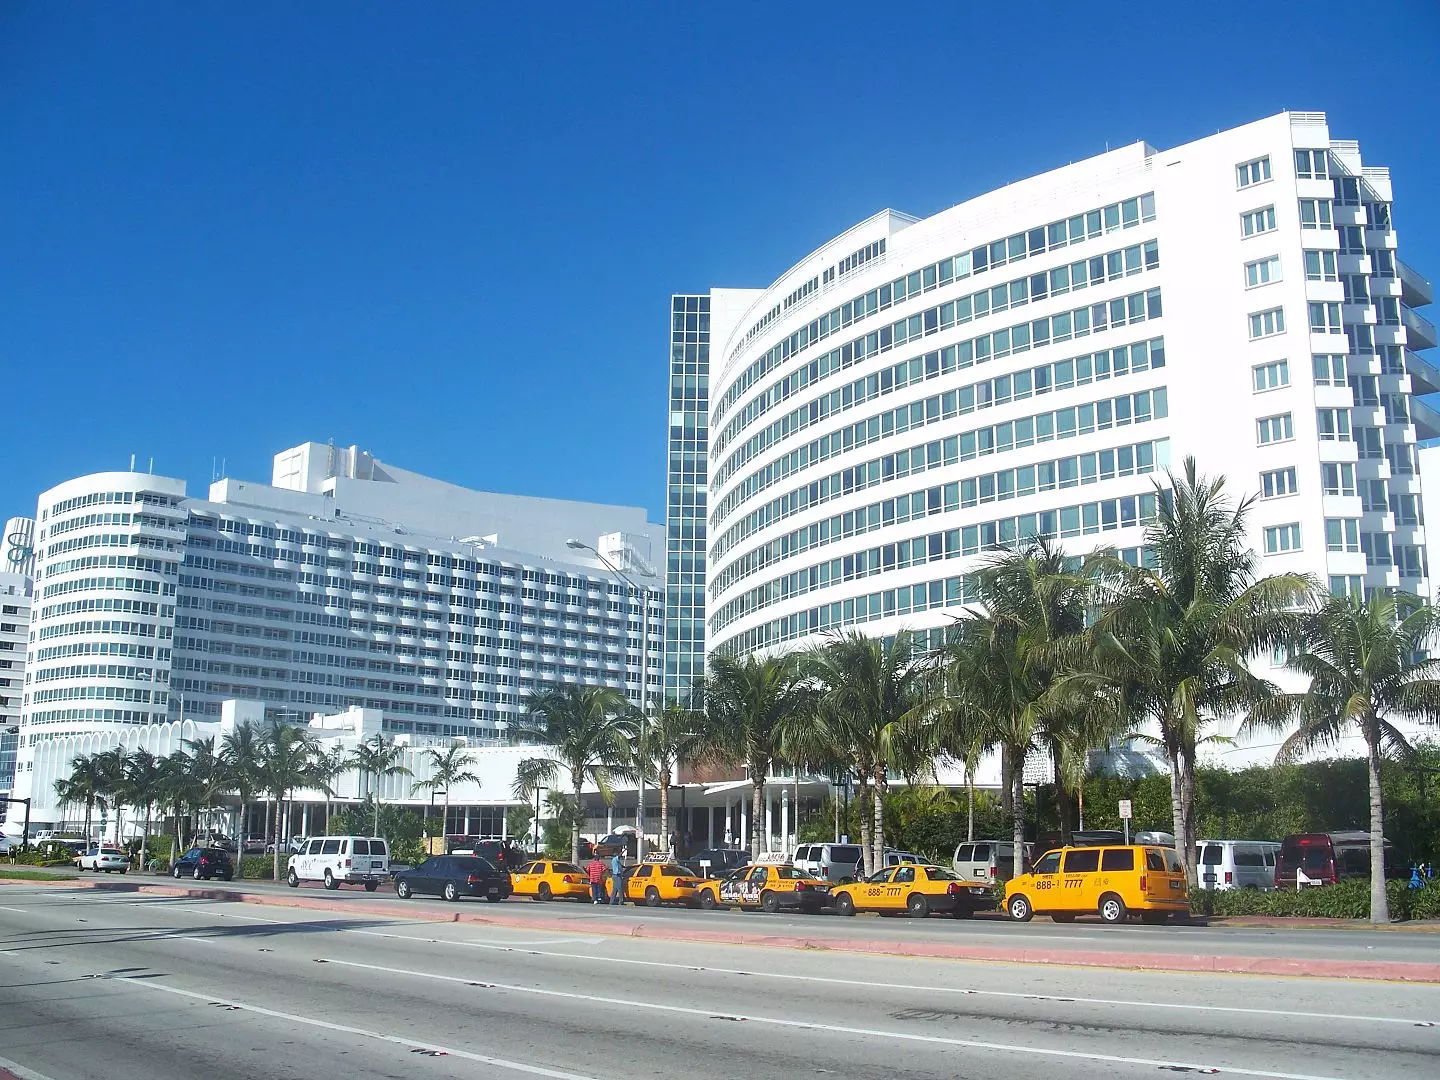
xmin=119 ymin=868 xmax=127 ymax=875
xmin=835 ymin=892 xmax=856 ymax=916
xmin=645 ymin=886 xmax=662 ymax=908
xmin=287 ymin=869 xmax=299 ymax=888
xmin=760 ymin=890 xmax=780 ymax=914
xmin=364 ymin=880 xmax=378 ymax=892
xmin=699 ymin=889 xmax=717 ymax=910
xmin=193 ymin=866 xmax=204 ymax=881
xmin=907 ymin=894 xmax=930 ymax=918
xmin=396 ymin=879 xmax=412 ymax=900
xmin=1098 ymin=893 xmax=1128 ymax=924
xmin=443 ymin=881 xmax=459 ymax=902
xmin=172 ymin=865 xmax=182 ymax=879
xmin=1008 ymin=894 xmax=1034 ymax=922
xmin=1051 ymin=913 xmax=1077 ymax=923
xmin=537 ymin=883 xmax=552 ymax=902
xmin=324 ymin=870 xmax=338 ymax=891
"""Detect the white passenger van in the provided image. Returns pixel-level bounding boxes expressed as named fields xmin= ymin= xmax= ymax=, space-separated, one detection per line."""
xmin=286 ymin=835 xmax=390 ymax=891
xmin=1195 ymin=839 xmax=1279 ymax=891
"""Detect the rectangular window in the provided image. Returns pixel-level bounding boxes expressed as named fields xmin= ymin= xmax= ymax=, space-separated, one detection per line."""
xmin=1298 ymin=199 xmax=1334 ymax=229
xmin=1294 ymin=149 xmax=1329 ymax=180
xmin=1315 ymin=408 xmax=1351 ymax=441
xmin=1241 ymin=206 xmax=1277 ymax=237
xmin=1360 ymin=478 xmax=1388 ymax=513
xmin=1304 ymin=249 xmax=1338 ymax=281
xmin=1236 ymin=157 xmax=1272 ymax=188
xmin=1260 ymin=467 xmax=1298 ymax=499
xmin=1245 ymin=256 xmax=1281 ymax=288
xmin=1329 ymin=574 xmax=1363 ymax=598
xmin=1325 ymin=518 xmax=1361 ymax=553
xmin=1322 ymin=462 xmax=1355 ymax=496
xmin=1312 ymin=354 xmax=1346 ymax=386
xmin=1361 ymin=531 xmax=1392 ymax=567
xmin=1252 ymin=359 xmax=1289 ymax=392
xmin=1256 ymin=413 xmax=1294 ymax=445
xmin=1309 ymin=302 xmax=1342 ymax=333
xmin=1249 ymin=307 xmax=1286 ymax=339
xmin=1264 ymin=523 xmax=1301 ymax=554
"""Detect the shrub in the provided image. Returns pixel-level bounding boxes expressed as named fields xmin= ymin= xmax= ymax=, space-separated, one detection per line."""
xmin=240 ymin=855 xmax=278 ymax=880
xmin=1189 ymin=878 xmax=1440 ymax=920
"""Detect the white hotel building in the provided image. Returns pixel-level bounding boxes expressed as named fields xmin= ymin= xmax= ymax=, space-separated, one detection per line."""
xmin=5 ymin=441 xmax=665 ymax=835
xmin=681 ymin=111 xmax=1437 ymax=766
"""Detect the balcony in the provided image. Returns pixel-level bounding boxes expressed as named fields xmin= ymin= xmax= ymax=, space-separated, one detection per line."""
xmin=1399 ymin=260 xmax=1434 ymax=308
xmin=1410 ymin=396 xmax=1440 ymax=441
xmin=1405 ymin=350 xmax=1440 ymax=395
xmin=1404 ymin=306 xmax=1438 ymax=350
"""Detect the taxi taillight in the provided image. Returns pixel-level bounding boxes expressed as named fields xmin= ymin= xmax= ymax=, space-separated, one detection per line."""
xmin=988 ymin=865 xmax=996 ymax=878
xmin=562 ymin=875 xmax=579 ymax=884
xmin=1139 ymin=874 xmax=1147 ymax=892
xmin=947 ymin=882 xmax=962 ymax=895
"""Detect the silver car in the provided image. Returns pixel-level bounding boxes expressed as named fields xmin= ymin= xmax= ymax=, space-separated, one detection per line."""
xmin=75 ymin=844 xmax=129 ymax=873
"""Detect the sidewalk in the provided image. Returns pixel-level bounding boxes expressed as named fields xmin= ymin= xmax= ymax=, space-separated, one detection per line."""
xmin=8 ymin=874 xmax=1440 ymax=982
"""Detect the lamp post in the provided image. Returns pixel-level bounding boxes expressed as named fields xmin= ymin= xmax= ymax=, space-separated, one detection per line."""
xmin=567 ymin=538 xmax=653 ymax=863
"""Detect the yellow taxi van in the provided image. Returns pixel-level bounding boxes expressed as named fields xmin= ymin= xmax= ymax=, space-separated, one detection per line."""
xmin=1004 ymin=844 xmax=1188 ymax=924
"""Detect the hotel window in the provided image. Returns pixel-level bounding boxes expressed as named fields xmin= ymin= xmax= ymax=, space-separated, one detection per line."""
xmin=1304 ymin=250 xmax=1338 ymax=281
xmin=1312 ymin=354 xmax=1346 ymax=386
xmin=1252 ymin=359 xmax=1289 ymax=392
xmin=1355 ymin=426 xmax=1384 ymax=460
xmin=1396 ymin=545 xmax=1425 ymax=578
xmin=1315 ymin=408 xmax=1351 ymax=441
xmin=1259 ymin=467 xmax=1298 ymax=499
xmin=1294 ymin=149 xmax=1329 ymax=180
xmin=1245 ymin=256 xmax=1281 ymax=288
xmin=1329 ymin=575 xmax=1363 ymax=598
xmin=1236 ymin=157 xmax=1272 ymax=188
xmin=1360 ymin=478 xmax=1388 ymax=513
xmin=1241 ymin=206 xmax=1277 ymax=237
xmin=1256 ymin=413 xmax=1293 ymax=445
xmin=1325 ymin=518 xmax=1361 ymax=553
xmin=1249 ymin=308 xmax=1286 ymax=339
xmin=1361 ymin=532 xmax=1392 ymax=567
xmin=1321 ymin=463 xmax=1355 ymax=497
xmin=1298 ymin=199 xmax=1333 ymax=230
xmin=1264 ymin=523 xmax=1301 ymax=554
xmin=1309 ymin=302 xmax=1342 ymax=333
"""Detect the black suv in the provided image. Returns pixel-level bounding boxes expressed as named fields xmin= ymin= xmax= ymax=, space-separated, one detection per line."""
xmin=172 ymin=846 xmax=234 ymax=881
xmin=680 ymin=847 xmax=750 ymax=879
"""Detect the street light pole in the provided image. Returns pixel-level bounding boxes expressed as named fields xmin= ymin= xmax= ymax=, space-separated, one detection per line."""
xmin=567 ymin=538 xmax=653 ymax=863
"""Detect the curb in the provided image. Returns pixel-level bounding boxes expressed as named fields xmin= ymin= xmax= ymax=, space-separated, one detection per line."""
xmin=10 ymin=877 xmax=1440 ymax=983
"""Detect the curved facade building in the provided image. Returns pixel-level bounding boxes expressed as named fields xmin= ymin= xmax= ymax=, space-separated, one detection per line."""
xmin=688 ymin=112 xmax=1435 ymax=710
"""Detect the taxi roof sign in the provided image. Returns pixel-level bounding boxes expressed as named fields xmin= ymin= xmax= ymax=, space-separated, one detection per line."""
xmin=754 ymin=851 xmax=792 ymax=865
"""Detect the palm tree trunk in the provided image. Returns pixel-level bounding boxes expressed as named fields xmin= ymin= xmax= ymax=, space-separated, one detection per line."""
xmin=236 ymin=796 xmax=248 ymax=875
xmin=872 ymin=763 xmax=887 ymax=875
xmin=750 ymin=772 xmax=764 ymax=859
xmin=571 ymin=780 xmax=583 ymax=865
xmin=1366 ymin=736 xmax=1389 ymax=924
xmin=999 ymin=744 xmax=1013 ymax=819
xmin=272 ymin=793 xmax=283 ymax=882
xmin=965 ymin=763 xmax=975 ymax=843
xmin=1052 ymin=746 xmax=1072 ymax=847
xmin=1179 ymin=747 xmax=1198 ymax=889
xmin=1010 ymin=749 xmax=1026 ymax=879
xmin=857 ymin=778 xmax=873 ymax=877
xmin=659 ymin=767 xmax=671 ymax=856
xmin=1167 ymin=746 xmax=1187 ymax=882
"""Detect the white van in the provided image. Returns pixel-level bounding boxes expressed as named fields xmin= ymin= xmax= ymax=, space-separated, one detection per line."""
xmin=1195 ymin=839 xmax=1279 ymax=891
xmin=286 ymin=836 xmax=390 ymax=891
xmin=792 ymin=843 xmax=866 ymax=882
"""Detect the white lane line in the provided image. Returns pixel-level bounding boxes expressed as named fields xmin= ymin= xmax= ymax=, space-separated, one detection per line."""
xmin=313 ymin=957 xmax=1352 ymax=1080
xmin=327 ymin=926 xmax=1439 ymax=1028
xmin=103 ymin=975 xmax=600 ymax=1080
xmin=0 ymin=905 xmax=30 ymax=913
xmin=0 ymin=1053 xmax=62 ymax=1080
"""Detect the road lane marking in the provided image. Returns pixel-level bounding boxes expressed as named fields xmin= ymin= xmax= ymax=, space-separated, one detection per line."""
xmin=311 ymin=957 xmax=1355 ymax=1080
xmin=0 ymin=906 xmax=29 ymax=913
xmin=102 ymin=974 xmax=601 ymax=1080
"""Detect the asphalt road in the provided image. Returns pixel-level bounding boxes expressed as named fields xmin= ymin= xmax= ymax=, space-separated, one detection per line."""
xmin=71 ymin=870 xmax=1438 ymax=967
xmin=0 ymin=886 xmax=1436 ymax=1080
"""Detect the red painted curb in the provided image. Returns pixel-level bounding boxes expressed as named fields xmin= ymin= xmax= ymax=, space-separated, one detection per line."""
xmin=10 ymin=876 xmax=1439 ymax=982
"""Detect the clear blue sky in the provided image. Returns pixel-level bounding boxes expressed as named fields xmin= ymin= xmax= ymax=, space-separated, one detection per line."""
xmin=3 ymin=2 xmax=1438 ymax=525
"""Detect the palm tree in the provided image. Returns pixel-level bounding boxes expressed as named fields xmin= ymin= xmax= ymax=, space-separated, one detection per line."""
xmin=1247 ymin=592 xmax=1440 ymax=923
xmin=509 ymin=686 xmax=634 ymax=864
xmin=123 ymin=749 xmax=163 ymax=868
xmin=90 ymin=747 xmax=129 ymax=845
xmin=184 ymin=736 xmax=228 ymax=843
xmin=57 ymin=752 xmax=109 ymax=839
xmin=348 ymin=733 xmax=412 ymax=838
xmin=645 ymin=701 xmax=712 ymax=856
xmin=156 ymin=749 xmax=200 ymax=863
xmin=698 ymin=653 xmax=811 ymax=860
xmin=259 ymin=719 xmax=318 ymax=880
xmin=1089 ymin=457 xmax=1309 ymax=884
xmin=309 ymin=743 xmax=352 ymax=836
xmin=411 ymin=741 xmax=481 ymax=841
xmin=221 ymin=724 xmax=264 ymax=857
xmin=805 ymin=630 xmax=934 ymax=876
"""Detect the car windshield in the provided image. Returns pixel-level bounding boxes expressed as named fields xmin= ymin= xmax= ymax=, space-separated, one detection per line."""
xmin=555 ymin=863 xmax=583 ymax=874
xmin=777 ymin=867 xmax=813 ymax=880
xmin=451 ymin=857 xmax=495 ymax=872
xmin=829 ymin=846 xmax=862 ymax=863
xmin=1033 ymin=852 xmax=1062 ymax=875
xmin=924 ymin=867 xmax=959 ymax=881
xmin=660 ymin=866 xmax=694 ymax=877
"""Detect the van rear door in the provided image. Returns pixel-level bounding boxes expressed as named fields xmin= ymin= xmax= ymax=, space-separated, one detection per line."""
xmin=1143 ymin=847 xmax=1187 ymax=902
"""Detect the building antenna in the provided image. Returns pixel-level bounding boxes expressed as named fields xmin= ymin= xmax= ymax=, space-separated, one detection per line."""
xmin=129 ymin=453 xmax=136 ymax=471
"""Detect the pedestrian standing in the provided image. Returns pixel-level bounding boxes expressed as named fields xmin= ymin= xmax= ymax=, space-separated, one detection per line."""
xmin=609 ymin=850 xmax=625 ymax=904
xmin=586 ymin=855 xmax=607 ymax=904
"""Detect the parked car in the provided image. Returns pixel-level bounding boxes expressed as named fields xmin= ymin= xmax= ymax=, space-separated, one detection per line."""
xmin=287 ymin=835 xmax=390 ymax=891
xmin=695 ymin=863 xmax=832 ymax=913
xmin=266 ymin=836 xmax=308 ymax=855
xmin=680 ymin=847 xmax=750 ymax=879
xmin=831 ymin=863 xmax=968 ymax=918
xmin=451 ymin=838 xmax=526 ymax=871
xmin=1275 ymin=831 xmax=1403 ymax=888
xmin=792 ymin=843 xmax=863 ymax=883
xmin=172 ymin=846 xmax=234 ymax=881
xmin=0 ymin=835 xmax=12 ymax=854
xmin=621 ymin=863 xmax=704 ymax=907
xmin=394 ymin=855 xmax=511 ymax=902
xmin=1195 ymin=840 xmax=1280 ymax=891
xmin=952 ymin=840 xmax=1032 ymax=895
xmin=75 ymin=844 xmax=129 ymax=873
xmin=1005 ymin=844 xmax=1188 ymax=924
xmin=243 ymin=836 xmax=267 ymax=854
xmin=511 ymin=860 xmax=591 ymax=901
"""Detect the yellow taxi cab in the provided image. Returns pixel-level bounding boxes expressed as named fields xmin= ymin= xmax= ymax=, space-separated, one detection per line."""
xmin=623 ymin=862 xmax=705 ymax=907
xmin=695 ymin=859 xmax=832 ymax=913
xmin=510 ymin=860 xmax=592 ymax=902
xmin=829 ymin=863 xmax=969 ymax=918
xmin=1004 ymin=844 xmax=1189 ymax=924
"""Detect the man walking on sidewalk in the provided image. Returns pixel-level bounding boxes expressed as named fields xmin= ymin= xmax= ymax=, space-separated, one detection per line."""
xmin=586 ymin=854 xmax=607 ymax=904
xmin=609 ymin=850 xmax=625 ymax=905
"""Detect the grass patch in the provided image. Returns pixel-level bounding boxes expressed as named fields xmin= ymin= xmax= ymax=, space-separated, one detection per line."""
xmin=0 ymin=867 xmax=73 ymax=881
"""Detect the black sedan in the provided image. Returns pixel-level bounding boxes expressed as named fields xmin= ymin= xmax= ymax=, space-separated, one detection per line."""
xmin=171 ymin=846 xmax=234 ymax=881
xmin=394 ymin=855 xmax=512 ymax=902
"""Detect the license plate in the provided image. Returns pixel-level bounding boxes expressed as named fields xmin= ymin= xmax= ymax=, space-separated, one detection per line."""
xmin=1170 ymin=881 xmax=1181 ymax=889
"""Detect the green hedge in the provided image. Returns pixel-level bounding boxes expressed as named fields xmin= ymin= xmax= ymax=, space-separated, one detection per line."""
xmin=1190 ymin=878 xmax=1440 ymax=920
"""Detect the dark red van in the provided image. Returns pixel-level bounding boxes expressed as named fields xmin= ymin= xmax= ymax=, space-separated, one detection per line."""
xmin=1274 ymin=831 xmax=1400 ymax=888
